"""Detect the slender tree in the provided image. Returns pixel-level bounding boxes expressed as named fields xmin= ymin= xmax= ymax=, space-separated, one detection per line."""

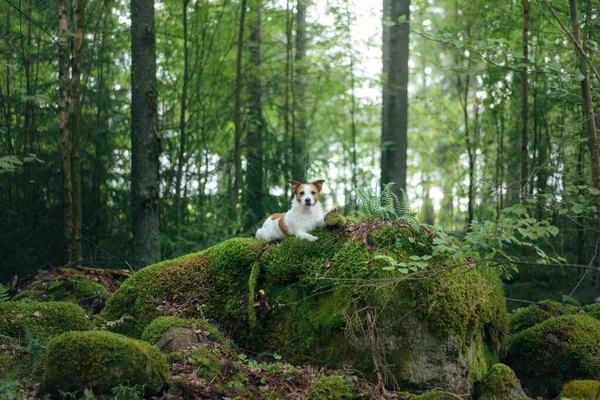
xmin=245 ymin=0 xmax=264 ymax=228
xmin=520 ymin=0 xmax=529 ymax=199
xmin=231 ymin=0 xmax=248 ymax=218
xmin=381 ymin=0 xmax=410 ymax=196
xmin=292 ymin=0 xmax=308 ymax=182
xmin=131 ymin=0 xmax=161 ymax=266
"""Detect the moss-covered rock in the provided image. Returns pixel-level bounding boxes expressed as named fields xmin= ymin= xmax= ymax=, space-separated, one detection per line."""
xmin=12 ymin=275 xmax=110 ymax=314
xmin=508 ymin=300 xmax=578 ymax=334
xmin=506 ymin=314 xmax=600 ymax=398
xmin=413 ymin=392 xmax=459 ymax=400
xmin=101 ymin=221 xmax=508 ymax=394
xmin=476 ymin=363 xmax=528 ymax=400
xmin=306 ymin=375 xmax=354 ymax=400
xmin=41 ymin=330 xmax=169 ymax=396
xmin=560 ymin=380 xmax=600 ymax=400
xmin=141 ymin=316 xmax=229 ymax=348
xmin=0 ymin=301 xmax=92 ymax=342
xmin=583 ymin=303 xmax=600 ymax=320
xmin=190 ymin=347 xmax=224 ymax=380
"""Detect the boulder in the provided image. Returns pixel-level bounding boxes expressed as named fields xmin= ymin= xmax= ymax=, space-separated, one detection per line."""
xmin=508 ymin=300 xmax=578 ymax=334
xmin=41 ymin=330 xmax=169 ymax=396
xmin=101 ymin=220 xmax=508 ymax=393
xmin=506 ymin=314 xmax=600 ymax=398
xmin=0 ymin=301 xmax=92 ymax=342
xmin=141 ymin=316 xmax=229 ymax=351
xmin=306 ymin=375 xmax=354 ymax=400
xmin=476 ymin=363 xmax=529 ymax=400
xmin=559 ymin=380 xmax=600 ymax=400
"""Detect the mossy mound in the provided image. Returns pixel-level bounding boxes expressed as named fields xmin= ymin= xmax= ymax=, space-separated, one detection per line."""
xmin=12 ymin=273 xmax=110 ymax=314
xmin=560 ymin=380 xmax=600 ymax=400
xmin=306 ymin=375 xmax=354 ymax=399
xmin=41 ymin=330 xmax=169 ymax=396
xmin=102 ymin=221 xmax=508 ymax=393
xmin=476 ymin=363 xmax=528 ymax=399
xmin=508 ymin=300 xmax=578 ymax=334
xmin=141 ymin=316 xmax=229 ymax=347
xmin=100 ymin=238 xmax=268 ymax=338
xmin=0 ymin=301 xmax=92 ymax=342
xmin=506 ymin=314 xmax=600 ymax=398
xmin=583 ymin=303 xmax=600 ymax=319
xmin=413 ymin=392 xmax=459 ymax=400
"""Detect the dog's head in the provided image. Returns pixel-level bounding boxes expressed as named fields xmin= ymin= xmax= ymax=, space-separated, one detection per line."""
xmin=289 ymin=180 xmax=324 ymax=207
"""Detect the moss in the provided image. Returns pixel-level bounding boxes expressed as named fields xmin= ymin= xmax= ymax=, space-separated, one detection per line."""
xmin=583 ymin=303 xmax=600 ymax=320
xmin=100 ymin=238 xmax=268 ymax=338
xmin=0 ymin=301 xmax=92 ymax=342
xmin=41 ymin=330 xmax=169 ymax=396
xmin=413 ymin=392 xmax=457 ymax=400
xmin=509 ymin=300 xmax=578 ymax=334
xmin=477 ymin=363 xmax=522 ymax=400
xmin=324 ymin=210 xmax=347 ymax=227
xmin=507 ymin=314 xmax=600 ymax=398
xmin=306 ymin=375 xmax=354 ymax=400
xmin=248 ymin=261 xmax=261 ymax=328
xmin=190 ymin=347 xmax=223 ymax=380
xmin=12 ymin=276 xmax=110 ymax=314
xmin=560 ymin=380 xmax=600 ymax=400
xmin=140 ymin=316 xmax=229 ymax=347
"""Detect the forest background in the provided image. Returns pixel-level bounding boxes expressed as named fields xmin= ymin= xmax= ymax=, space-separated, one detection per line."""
xmin=1 ymin=0 xmax=599 ymax=308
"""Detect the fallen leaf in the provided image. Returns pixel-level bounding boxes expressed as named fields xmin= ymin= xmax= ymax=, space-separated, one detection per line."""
xmin=33 ymin=311 xmax=42 ymax=318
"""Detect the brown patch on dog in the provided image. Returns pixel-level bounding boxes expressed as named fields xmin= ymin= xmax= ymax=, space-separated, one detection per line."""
xmin=289 ymin=180 xmax=302 ymax=193
xmin=270 ymin=213 xmax=285 ymax=221
xmin=278 ymin=216 xmax=289 ymax=236
xmin=290 ymin=180 xmax=325 ymax=204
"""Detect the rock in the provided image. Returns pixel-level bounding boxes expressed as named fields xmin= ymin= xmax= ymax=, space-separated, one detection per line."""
xmin=41 ymin=330 xmax=169 ymax=396
xmin=141 ymin=316 xmax=229 ymax=350
xmin=476 ymin=363 xmax=529 ymax=400
xmin=0 ymin=301 xmax=92 ymax=342
xmin=506 ymin=314 xmax=600 ymax=398
xmin=101 ymin=221 xmax=508 ymax=394
xmin=559 ymin=380 xmax=600 ymax=400
xmin=508 ymin=300 xmax=578 ymax=334
xmin=306 ymin=375 xmax=354 ymax=400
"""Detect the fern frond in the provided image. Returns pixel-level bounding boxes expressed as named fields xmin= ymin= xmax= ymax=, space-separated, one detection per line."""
xmin=0 ymin=283 xmax=9 ymax=302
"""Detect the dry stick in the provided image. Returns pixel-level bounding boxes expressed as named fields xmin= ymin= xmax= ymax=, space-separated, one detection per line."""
xmin=366 ymin=310 xmax=386 ymax=395
xmin=555 ymin=237 xmax=599 ymax=316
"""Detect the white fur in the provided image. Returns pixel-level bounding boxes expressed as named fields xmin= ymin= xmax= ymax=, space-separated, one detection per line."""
xmin=256 ymin=198 xmax=325 ymax=242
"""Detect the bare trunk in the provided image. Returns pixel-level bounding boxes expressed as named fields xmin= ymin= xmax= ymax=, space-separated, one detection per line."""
xmin=520 ymin=0 xmax=529 ymax=199
xmin=231 ymin=0 xmax=247 ymax=219
xmin=175 ymin=0 xmax=190 ymax=240
xmin=131 ymin=0 xmax=161 ymax=266
xmin=569 ymin=0 xmax=600 ymax=228
xmin=381 ymin=0 xmax=410 ymax=197
xmin=347 ymin=0 xmax=358 ymax=198
xmin=70 ymin=0 xmax=84 ymax=262
xmin=292 ymin=0 xmax=308 ymax=182
xmin=245 ymin=0 xmax=264 ymax=229
xmin=284 ymin=0 xmax=292 ymax=199
xmin=58 ymin=0 xmax=73 ymax=263
xmin=22 ymin=0 xmax=33 ymax=224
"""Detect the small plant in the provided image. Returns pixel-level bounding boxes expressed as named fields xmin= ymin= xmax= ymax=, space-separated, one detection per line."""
xmin=111 ymin=383 xmax=145 ymax=400
xmin=356 ymin=183 xmax=417 ymax=224
xmin=0 ymin=379 xmax=21 ymax=400
xmin=0 ymin=283 xmax=9 ymax=302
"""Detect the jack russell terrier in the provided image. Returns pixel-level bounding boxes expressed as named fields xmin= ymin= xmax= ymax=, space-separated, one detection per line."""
xmin=256 ymin=180 xmax=326 ymax=242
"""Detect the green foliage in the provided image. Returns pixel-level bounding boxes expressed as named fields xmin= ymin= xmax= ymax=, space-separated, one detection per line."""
xmin=306 ymin=375 xmax=354 ymax=400
xmin=0 ymin=283 xmax=8 ymax=302
xmin=507 ymin=314 xmax=600 ymax=398
xmin=41 ymin=330 xmax=168 ymax=396
xmin=111 ymin=384 xmax=145 ymax=400
xmin=191 ymin=347 xmax=223 ymax=380
xmin=413 ymin=392 xmax=458 ymax=400
xmin=356 ymin=183 xmax=416 ymax=222
xmin=0 ymin=380 xmax=21 ymax=400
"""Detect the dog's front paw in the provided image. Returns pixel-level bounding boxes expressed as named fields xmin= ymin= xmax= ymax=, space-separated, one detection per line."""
xmin=307 ymin=234 xmax=318 ymax=242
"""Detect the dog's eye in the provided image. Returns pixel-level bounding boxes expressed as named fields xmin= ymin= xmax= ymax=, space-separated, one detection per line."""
xmin=311 ymin=191 xmax=316 ymax=195
xmin=300 ymin=191 xmax=304 ymax=195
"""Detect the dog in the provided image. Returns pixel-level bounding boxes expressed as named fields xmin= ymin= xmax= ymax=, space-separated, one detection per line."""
xmin=255 ymin=180 xmax=326 ymax=242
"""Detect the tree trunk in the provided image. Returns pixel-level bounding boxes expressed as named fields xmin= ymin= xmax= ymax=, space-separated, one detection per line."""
xmin=22 ymin=0 xmax=33 ymax=225
xmin=175 ymin=0 xmax=190 ymax=241
xmin=58 ymin=0 xmax=73 ymax=263
xmin=131 ymin=0 xmax=161 ymax=266
xmin=381 ymin=0 xmax=410 ymax=198
xmin=292 ymin=0 xmax=308 ymax=182
xmin=568 ymin=0 xmax=600 ymax=228
xmin=231 ymin=0 xmax=248 ymax=218
xmin=520 ymin=0 xmax=529 ymax=200
xmin=245 ymin=0 xmax=264 ymax=229
xmin=347 ymin=0 xmax=358 ymax=200
xmin=70 ymin=0 xmax=84 ymax=262
xmin=284 ymin=0 xmax=292 ymax=199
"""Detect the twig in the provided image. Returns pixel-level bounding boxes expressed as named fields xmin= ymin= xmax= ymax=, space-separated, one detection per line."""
xmin=366 ymin=310 xmax=386 ymax=396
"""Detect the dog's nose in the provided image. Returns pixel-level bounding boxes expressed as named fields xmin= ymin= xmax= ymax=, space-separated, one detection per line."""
xmin=304 ymin=198 xmax=311 ymax=205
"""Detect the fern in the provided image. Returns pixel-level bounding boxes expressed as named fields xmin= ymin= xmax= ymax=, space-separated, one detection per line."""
xmin=0 ymin=283 xmax=9 ymax=302
xmin=356 ymin=183 xmax=417 ymax=223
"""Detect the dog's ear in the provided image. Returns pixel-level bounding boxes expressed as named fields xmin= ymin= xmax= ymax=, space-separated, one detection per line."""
xmin=312 ymin=180 xmax=325 ymax=193
xmin=289 ymin=180 xmax=302 ymax=193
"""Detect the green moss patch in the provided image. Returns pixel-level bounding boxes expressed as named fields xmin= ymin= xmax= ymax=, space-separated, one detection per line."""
xmin=507 ymin=314 xmax=600 ymax=398
xmin=413 ymin=392 xmax=458 ymax=400
xmin=509 ymin=300 xmax=578 ymax=334
xmin=41 ymin=330 xmax=168 ymax=396
xmin=560 ymin=380 xmax=600 ymax=400
xmin=306 ymin=375 xmax=354 ymax=399
xmin=477 ymin=363 xmax=526 ymax=400
xmin=0 ymin=301 xmax=92 ymax=342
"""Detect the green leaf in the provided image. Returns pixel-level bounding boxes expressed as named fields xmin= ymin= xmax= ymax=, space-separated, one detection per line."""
xmin=398 ymin=268 xmax=409 ymax=274
xmin=397 ymin=15 xmax=407 ymax=24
